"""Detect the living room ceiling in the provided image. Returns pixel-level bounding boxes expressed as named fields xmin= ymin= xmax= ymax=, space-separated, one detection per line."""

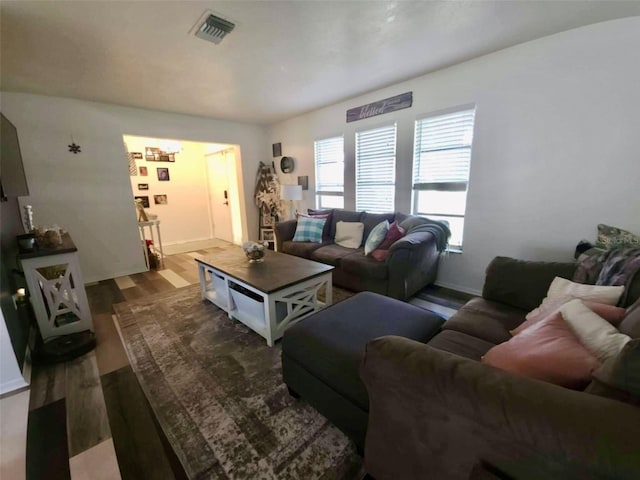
xmin=2 ymin=1 xmax=639 ymax=125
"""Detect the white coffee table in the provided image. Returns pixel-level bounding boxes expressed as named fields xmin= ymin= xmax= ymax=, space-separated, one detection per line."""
xmin=195 ymin=249 xmax=334 ymax=346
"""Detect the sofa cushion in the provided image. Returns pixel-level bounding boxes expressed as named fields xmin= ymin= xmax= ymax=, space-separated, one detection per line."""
xmin=511 ymin=300 xmax=627 ymax=336
xmin=330 ymin=209 xmax=364 ymax=240
xmin=443 ymin=297 xmax=525 ymax=345
xmin=292 ymin=216 xmax=327 ymax=243
xmin=341 ymin=252 xmax=389 ymax=280
xmin=482 ymin=311 xmax=601 ymax=390
xmin=526 ymin=277 xmax=624 ymax=321
xmin=428 ymin=330 xmax=495 ymax=361
xmin=281 ymin=240 xmax=325 ymax=259
xmin=376 ymin=220 xmax=406 ymax=251
xmin=361 ymin=213 xmax=395 ymax=245
xmin=306 ymin=209 xmax=334 ymax=242
xmin=311 ymin=244 xmax=358 ymax=266
xmin=619 ymin=298 xmax=640 ymax=338
xmin=282 ymin=291 xmax=444 ymax=411
xmin=335 ymin=221 xmax=364 ymax=249
xmin=590 ymin=339 xmax=640 ymax=399
xmin=364 ymin=220 xmax=389 ymax=255
xmin=560 ymin=300 xmax=631 ymax=362
xmin=482 ymin=257 xmax=577 ymax=311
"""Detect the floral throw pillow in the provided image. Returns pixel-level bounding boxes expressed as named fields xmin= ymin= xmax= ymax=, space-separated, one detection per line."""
xmin=596 ymin=224 xmax=640 ymax=249
xmin=292 ymin=216 xmax=326 ymax=243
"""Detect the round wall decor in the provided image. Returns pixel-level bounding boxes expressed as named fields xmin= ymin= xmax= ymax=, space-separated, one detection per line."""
xmin=280 ymin=156 xmax=294 ymax=173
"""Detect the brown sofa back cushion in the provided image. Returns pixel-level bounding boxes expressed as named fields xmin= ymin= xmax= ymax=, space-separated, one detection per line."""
xmin=482 ymin=257 xmax=577 ymax=311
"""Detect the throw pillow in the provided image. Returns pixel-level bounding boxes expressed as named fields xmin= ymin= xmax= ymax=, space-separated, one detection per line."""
xmin=371 ymin=249 xmax=390 ymax=262
xmin=364 ymin=221 xmax=389 ymax=256
xmin=377 ymin=221 xmax=406 ymax=250
xmin=305 ymin=209 xmax=333 ymax=241
xmin=596 ymin=223 xmax=640 ymax=249
xmin=511 ymin=299 xmax=626 ymax=336
xmin=560 ymin=299 xmax=631 ymax=362
xmin=482 ymin=311 xmax=601 ymax=389
xmin=525 ymin=277 xmax=624 ymax=321
xmin=592 ymin=339 xmax=640 ymax=398
xmin=292 ymin=216 xmax=326 ymax=243
xmin=335 ymin=221 xmax=364 ymax=249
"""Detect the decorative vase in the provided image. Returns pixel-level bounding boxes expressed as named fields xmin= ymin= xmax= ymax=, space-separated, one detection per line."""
xmin=243 ymin=241 xmax=267 ymax=263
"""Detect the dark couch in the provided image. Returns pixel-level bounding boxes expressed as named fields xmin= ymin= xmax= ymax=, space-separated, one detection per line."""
xmin=274 ymin=209 xmax=449 ymax=300
xmin=361 ymin=257 xmax=640 ymax=480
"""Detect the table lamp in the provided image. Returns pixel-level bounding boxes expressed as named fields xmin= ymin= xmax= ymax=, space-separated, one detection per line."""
xmin=280 ymin=184 xmax=303 ymax=220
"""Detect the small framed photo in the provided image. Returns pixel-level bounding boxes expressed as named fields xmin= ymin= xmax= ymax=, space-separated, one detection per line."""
xmin=261 ymin=214 xmax=274 ymax=227
xmin=134 ymin=195 xmax=150 ymax=208
xmin=154 ymin=194 xmax=168 ymax=205
xmin=157 ymin=167 xmax=170 ymax=181
xmin=260 ymin=228 xmax=275 ymax=242
xmin=139 ymin=166 xmax=148 ymax=176
xmin=138 ymin=183 xmax=149 ymax=190
xmin=272 ymin=142 xmax=282 ymax=157
xmin=145 ymin=147 xmax=160 ymax=161
xmin=297 ymin=175 xmax=309 ymax=191
xmin=132 ymin=152 xmax=143 ymax=160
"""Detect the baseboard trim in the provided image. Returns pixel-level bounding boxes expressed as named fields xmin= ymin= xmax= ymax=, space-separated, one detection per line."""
xmin=434 ymin=281 xmax=482 ymax=297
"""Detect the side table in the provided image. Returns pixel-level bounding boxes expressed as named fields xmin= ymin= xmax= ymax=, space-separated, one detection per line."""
xmin=138 ymin=219 xmax=165 ymax=269
xmin=18 ymin=233 xmax=94 ymax=341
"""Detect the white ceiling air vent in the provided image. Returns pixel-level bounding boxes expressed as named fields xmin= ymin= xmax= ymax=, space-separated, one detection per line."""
xmin=195 ymin=14 xmax=235 ymax=45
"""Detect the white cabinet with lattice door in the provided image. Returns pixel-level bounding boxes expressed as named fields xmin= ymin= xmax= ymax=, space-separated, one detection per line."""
xmin=19 ymin=234 xmax=93 ymax=341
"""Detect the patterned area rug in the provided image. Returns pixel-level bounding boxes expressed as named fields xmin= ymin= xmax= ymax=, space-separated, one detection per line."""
xmin=114 ymin=284 xmax=362 ymax=480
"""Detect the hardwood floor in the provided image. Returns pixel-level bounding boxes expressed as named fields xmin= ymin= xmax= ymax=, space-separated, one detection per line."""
xmin=25 ymin=248 xmax=221 ymax=480
xmin=25 ymin=244 xmax=471 ymax=479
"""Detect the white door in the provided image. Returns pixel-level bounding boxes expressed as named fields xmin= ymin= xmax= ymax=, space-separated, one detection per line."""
xmin=206 ymin=152 xmax=234 ymax=243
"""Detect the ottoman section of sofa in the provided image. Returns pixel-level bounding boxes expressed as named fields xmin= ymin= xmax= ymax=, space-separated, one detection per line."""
xmin=281 ymin=291 xmax=444 ymax=451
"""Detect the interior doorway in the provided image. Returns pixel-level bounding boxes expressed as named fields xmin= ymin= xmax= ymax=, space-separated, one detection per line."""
xmin=122 ymin=135 xmax=244 ymax=257
xmin=206 ymin=149 xmax=234 ymax=243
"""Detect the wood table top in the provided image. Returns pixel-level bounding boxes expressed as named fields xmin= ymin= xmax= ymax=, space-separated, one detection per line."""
xmin=195 ymin=248 xmax=333 ymax=294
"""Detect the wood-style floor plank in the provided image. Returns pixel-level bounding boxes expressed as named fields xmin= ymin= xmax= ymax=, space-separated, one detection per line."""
xmin=65 ymin=352 xmax=111 ymax=457
xmin=93 ymin=312 xmax=129 ymax=376
xmin=27 ymin=399 xmax=71 ymax=480
xmin=29 ymin=361 xmax=66 ymax=411
xmin=101 ymin=366 xmax=181 ymax=480
xmin=86 ymin=280 xmax=126 ymax=315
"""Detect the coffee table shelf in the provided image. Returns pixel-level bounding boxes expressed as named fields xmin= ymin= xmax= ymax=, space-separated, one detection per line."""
xmin=195 ymin=249 xmax=334 ymax=346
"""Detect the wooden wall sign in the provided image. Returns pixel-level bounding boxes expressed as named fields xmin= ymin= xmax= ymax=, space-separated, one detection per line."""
xmin=346 ymin=92 xmax=412 ymax=123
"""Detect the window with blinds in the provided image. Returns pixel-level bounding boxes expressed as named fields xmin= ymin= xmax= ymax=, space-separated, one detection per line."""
xmin=412 ymin=107 xmax=476 ymax=249
xmin=355 ymin=123 xmax=397 ymax=213
xmin=314 ymin=136 xmax=344 ymax=209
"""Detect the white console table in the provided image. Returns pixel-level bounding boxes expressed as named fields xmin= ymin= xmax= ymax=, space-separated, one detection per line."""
xmin=138 ymin=219 xmax=165 ymax=269
xmin=18 ymin=233 xmax=93 ymax=341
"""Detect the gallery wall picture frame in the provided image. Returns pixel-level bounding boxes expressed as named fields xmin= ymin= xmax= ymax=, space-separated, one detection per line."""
xmin=272 ymin=142 xmax=282 ymax=157
xmin=132 ymin=152 xmax=143 ymax=159
xmin=139 ymin=166 xmax=148 ymax=176
xmin=157 ymin=167 xmax=170 ymax=181
xmin=154 ymin=194 xmax=168 ymax=205
xmin=138 ymin=183 xmax=149 ymax=190
xmin=145 ymin=147 xmax=176 ymax=162
xmin=134 ymin=195 xmax=150 ymax=208
xmin=297 ymin=176 xmax=309 ymax=191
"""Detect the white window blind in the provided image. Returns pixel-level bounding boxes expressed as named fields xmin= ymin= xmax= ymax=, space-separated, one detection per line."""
xmin=314 ymin=136 xmax=344 ymax=209
xmin=355 ymin=124 xmax=396 ymax=213
xmin=412 ymin=108 xmax=476 ymax=248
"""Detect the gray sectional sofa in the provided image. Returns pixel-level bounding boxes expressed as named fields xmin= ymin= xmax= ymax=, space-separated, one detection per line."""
xmin=274 ymin=209 xmax=450 ymax=300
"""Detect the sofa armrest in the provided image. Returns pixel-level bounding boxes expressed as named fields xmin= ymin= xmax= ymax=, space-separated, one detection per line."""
xmin=361 ymin=336 xmax=640 ymax=480
xmin=274 ymin=220 xmax=297 ymax=252
xmin=386 ymin=231 xmax=440 ymax=300
xmin=482 ymin=256 xmax=577 ymax=311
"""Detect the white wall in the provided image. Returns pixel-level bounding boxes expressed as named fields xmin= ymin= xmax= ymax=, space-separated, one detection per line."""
xmin=0 ymin=309 xmax=28 ymax=395
xmin=267 ymin=17 xmax=640 ymax=294
xmin=1 ymin=94 xmax=266 ymax=282
xmin=125 ymin=136 xmax=217 ymax=246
